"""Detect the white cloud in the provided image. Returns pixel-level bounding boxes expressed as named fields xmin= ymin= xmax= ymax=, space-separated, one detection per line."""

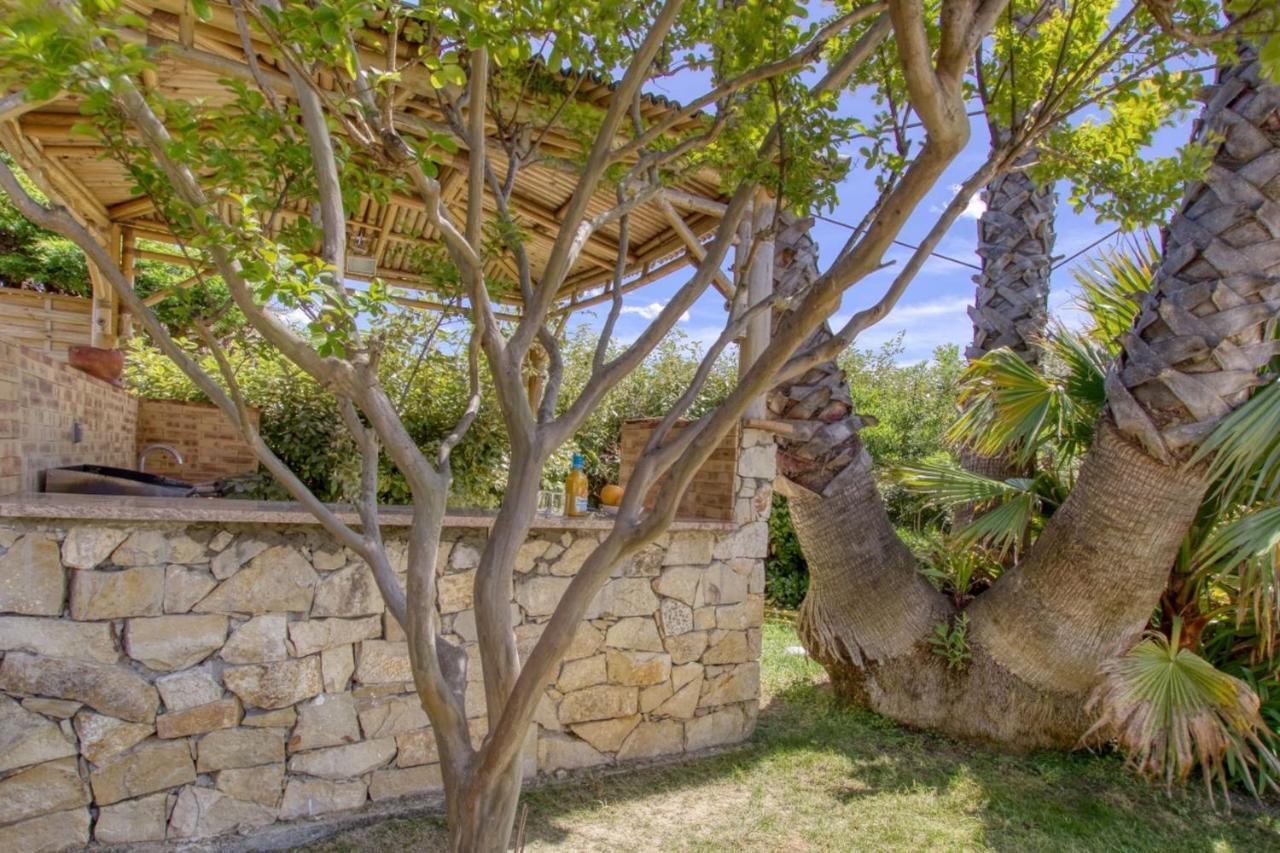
xmin=954 ymin=183 xmax=987 ymax=220
xmin=882 ymin=294 xmax=973 ymax=322
xmin=621 ymin=301 xmax=691 ymax=323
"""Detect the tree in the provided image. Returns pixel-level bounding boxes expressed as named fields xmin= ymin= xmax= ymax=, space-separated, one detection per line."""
xmin=782 ymin=31 xmax=1280 ymax=750
xmin=0 ymin=0 xmax=1032 ymax=847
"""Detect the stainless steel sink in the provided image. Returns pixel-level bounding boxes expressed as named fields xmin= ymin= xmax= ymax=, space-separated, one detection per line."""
xmin=43 ymin=465 xmax=199 ymax=498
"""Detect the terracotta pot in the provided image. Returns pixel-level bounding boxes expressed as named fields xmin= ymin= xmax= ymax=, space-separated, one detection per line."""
xmin=68 ymin=346 xmax=125 ymax=386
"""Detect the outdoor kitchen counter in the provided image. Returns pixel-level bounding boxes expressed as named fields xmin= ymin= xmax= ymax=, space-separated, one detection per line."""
xmin=0 ymin=492 xmax=737 ymax=531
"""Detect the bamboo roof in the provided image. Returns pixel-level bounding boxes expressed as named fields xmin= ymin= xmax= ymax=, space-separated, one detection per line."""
xmin=2 ymin=0 xmax=731 ymax=316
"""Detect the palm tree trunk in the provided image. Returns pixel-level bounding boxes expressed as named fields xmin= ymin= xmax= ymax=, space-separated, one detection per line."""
xmin=777 ymin=50 xmax=1280 ymax=746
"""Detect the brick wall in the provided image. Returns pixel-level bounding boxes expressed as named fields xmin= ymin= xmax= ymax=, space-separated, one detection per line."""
xmin=135 ymin=399 xmax=259 ymax=484
xmin=0 ymin=340 xmax=138 ymax=495
xmin=619 ymin=419 xmax=740 ymax=522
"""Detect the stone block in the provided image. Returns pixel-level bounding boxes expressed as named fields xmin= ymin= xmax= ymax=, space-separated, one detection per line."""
xmin=547 ymin=536 xmax=596 ymax=576
xmin=556 ymin=654 xmax=607 ymax=692
xmin=514 ymin=539 xmax=549 ymax=573
xmin=0 ymin=757 xmax=89 ymax=825
xmin=156 ymin=669 xmax=223 ymax=712
xmin=287 ymin=736 xmax=396 ymax=780
xmin=703 ymin=564 xmax=749 ymax=606
xmin=604 ymin=617 xmax=664 ymax=652
xmin=395 ymin=728 xmax=438 ymax=767
xmin=111 ymin=530 xmax=182 ymax=566
xmin=699 ymin=662 xmax=759 ymax=707
xmin=216 ymin=763 xmax=285 ymax=808
xmin=570 ymin=713 xmax=640 ymax=753
xmin=224 ymin=656 xmax=323 ymax=709
xmin=703 ymin=630 xmax=752 ymax=665
xmin=654 ymin=678 xmax=701 ymax=719
xmin=0 ymin=653 xmax=158 ymax=723
xmin=658 ymin=599 xmax=694 ymax=636
xmin=564 ymin=621 xmax=604 ymax=660
xmin=94 ymin=791 xmax=169 ymax=844
xmin=243 ymin=707 xmax=297 ymax=728
xmin=369 ymin=764 xmax=443 ymax=800
xmin=0 ymin=695 xmax=77 ymax=773
xmin=589 ymin=577 xmax=659 ymax=619
xmin=168 ymin=785 xmax=276 ymax=840
xmin=322 ymin=644 xmax=356 ymax=693
xmin=436 ymin=569 xmax=476 ymax=614
xmin=156 ymin=698 xmax=242 ymax=739
xmin=617 ymin=719 xmax=684 ymax=761
xmin=663 ymin=532 xmax=715 ymax=566
xmin=73 ymin=713 xmax=153 ymax=764
xmin=712 ymin=521 xmax=768 ymax=561
xmin=357 ymin=693 xmax=429 ymax=740
xmin=557 ymin=685 xmax=637 ymax=725
xmin=311 ymin=563 xmax=383 ymax=617
xmin=222 ymin=613 xmax=288 ymax=663
xmin=124 ymin=614 xmax=227 ymax=671
xmin=291 ymin=693 xmax=361 ymax=751
xmin=21 ymin=697 xmax=82 ymax=719
xmin=210 ymin=537 xmax=270 ymax=580
xmin=278 ymin=777 xmax=368 ymax=820
xmin=653 ymin=565 xmax=702 ymax=607
xmin=196 ymin=726 xmax=287 ymax=772
xmin=639 ymin=681 xmax=674 ymax=713
xmin=538 ymin=732 xmax=608 ymax=772
xmin=0 ymin=807 xmax=90 ymax=852
xmin=355 ymin=640 xmax=412 ymax=684
xmin=90 ymin=740 xmax=195 ymax=805
xmin=685 ymin=704 xmax=752 ymax=751
xmin=516 ymin=576 xmax=570 ymax=617
xmin=664 ymin=631 xmax=708 ymax=665
xmin=606 ymin=649 xmax=672 ymax=686
xmin=60 ymin=527 xmax=127 ymax=570
xmin=196 ymin=545 xmax=317 ymax=614
xmin=0 ymin=615 xmax=117 ymax=665
xmin=163 ymin=565 xmax=217 ymax=614
xmin=288 ymin=615 xmax=381 ymax=656
xmin=69 ymin=567 xmax=164 ymax=620
xmin=0 ymin=537 xmax=65 ymax=616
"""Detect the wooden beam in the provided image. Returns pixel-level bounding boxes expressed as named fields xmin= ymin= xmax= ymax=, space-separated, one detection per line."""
xmin=740 ymin=192 xmax=774 ymax=419
xmin=657 ymin=196 xmax=733 ymax=298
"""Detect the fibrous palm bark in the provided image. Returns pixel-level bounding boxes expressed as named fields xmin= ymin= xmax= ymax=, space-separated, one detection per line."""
xmin=775 ymin=52 xmax=1280 ymax=747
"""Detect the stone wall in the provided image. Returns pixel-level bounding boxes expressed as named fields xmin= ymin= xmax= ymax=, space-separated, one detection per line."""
xmin=0 ymin=431 xmax=774 ymax=848
xmin=0 ymin=339 xmax=138 ymax=496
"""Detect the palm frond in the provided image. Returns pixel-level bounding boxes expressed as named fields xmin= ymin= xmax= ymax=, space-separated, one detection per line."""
xmin=1194 ymin=504 xmax=1280 ymax=661
xmin=1070 ymin=235 xmax=1157 ymax=351
xmin=1086 ymin=621 xmax=1280 ymax=807
xmin=895 ymin=459 xmax=1031 ymax=505
xmin=1194 ymin=380 xmax=1280 ymax=508
xmin=953 ymin=490 xmax=1039 ymax=558
xmin=949 ymin=349 xmax=1055 ymax=463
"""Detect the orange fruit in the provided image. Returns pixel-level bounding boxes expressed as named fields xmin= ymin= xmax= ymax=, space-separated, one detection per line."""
xmin=600 ymin=484 xmax=624 ymax=507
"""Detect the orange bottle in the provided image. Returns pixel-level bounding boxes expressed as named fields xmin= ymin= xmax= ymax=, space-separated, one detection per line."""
xmin=565 ymin=453 xmax=589 ymax=517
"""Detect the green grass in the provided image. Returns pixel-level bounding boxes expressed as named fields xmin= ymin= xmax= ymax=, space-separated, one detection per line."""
xmin=305 ymin=619 xmax=1280 ymax=852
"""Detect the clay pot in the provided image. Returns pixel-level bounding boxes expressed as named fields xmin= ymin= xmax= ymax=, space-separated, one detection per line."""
xmin=68 ymin=346 xmax=125 ymax=386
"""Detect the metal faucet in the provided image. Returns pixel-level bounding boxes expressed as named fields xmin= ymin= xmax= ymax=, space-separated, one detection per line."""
xmin=138 ymin=443 xmax=184 ymax=472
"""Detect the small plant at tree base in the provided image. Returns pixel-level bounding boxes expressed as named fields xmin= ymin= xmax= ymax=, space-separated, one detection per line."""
xmin=929 ymin=612 xmax=973 ymax=671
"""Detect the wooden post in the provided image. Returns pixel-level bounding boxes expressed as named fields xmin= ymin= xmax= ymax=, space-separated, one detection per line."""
xmin=118 ymin=227 xmax=136 ymax=342
xmin=87 ymin=226 xmax=120 ymax=350
xmin=740 ymin=190 xmax=774 ymax=419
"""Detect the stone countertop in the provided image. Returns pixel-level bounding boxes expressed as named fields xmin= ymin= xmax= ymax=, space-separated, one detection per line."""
xmin=0 ymin=493 xmax=737 ymax=532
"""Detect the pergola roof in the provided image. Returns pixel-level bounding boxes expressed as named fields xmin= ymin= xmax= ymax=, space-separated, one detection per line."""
xmin=2 ymin=0 xmax=732 ymax=318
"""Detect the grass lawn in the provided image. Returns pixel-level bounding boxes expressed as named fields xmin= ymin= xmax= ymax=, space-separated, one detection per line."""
xmin=304 ymin=618 xmax=1280 ymax=852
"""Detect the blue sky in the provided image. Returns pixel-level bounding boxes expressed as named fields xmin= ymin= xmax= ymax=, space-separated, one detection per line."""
xmin=559 ymin=17 xmax=1197 ymax=365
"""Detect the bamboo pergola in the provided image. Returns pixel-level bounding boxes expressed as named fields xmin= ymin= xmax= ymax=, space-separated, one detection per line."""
xmin=0 ymin=0 xmax=738 ymax=349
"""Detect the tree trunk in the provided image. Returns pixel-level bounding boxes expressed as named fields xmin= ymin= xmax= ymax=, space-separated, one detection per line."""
xmin=449 ymin=762 xmax=524 ymax=853
xmin=776 ymin=51 xmax=1280 ymax=747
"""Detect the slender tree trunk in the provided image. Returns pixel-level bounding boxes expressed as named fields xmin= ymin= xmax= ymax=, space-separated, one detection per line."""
xmin=777 ymin=51 xmax=1280 ymax=747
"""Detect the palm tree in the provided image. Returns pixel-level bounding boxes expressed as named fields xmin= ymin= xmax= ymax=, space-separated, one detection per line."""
xmin=774 ymin=48 xmax=1280 ymax=747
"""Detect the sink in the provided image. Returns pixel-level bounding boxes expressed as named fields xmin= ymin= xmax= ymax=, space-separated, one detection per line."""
xmin=43 ymin=465 xmax=199 ymax=498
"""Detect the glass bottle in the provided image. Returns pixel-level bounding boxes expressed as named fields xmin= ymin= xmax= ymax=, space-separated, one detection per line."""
xmin=564 ymin=453 xmax=589 ymax=517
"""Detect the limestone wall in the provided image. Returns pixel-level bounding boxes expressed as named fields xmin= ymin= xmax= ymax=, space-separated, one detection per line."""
xmin=0 ymin=431 xmax=774 ymax=848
